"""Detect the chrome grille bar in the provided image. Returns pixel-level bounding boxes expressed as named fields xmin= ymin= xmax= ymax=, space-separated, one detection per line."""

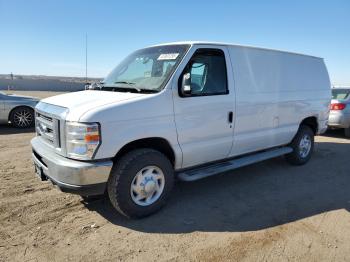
xmin=35 ymin=111 xmax=60 ymax=148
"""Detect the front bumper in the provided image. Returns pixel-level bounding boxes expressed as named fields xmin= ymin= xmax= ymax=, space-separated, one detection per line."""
xmin=31 ymin=136 xmax=113 ymax=196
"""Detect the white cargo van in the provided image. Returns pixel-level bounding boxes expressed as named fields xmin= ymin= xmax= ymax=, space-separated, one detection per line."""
xmin=31 ymin=42 xmax=331 ymax=218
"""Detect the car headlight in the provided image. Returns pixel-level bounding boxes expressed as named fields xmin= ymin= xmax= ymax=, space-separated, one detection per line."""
xmin=66 ymin=122 xmax=101 ymax=160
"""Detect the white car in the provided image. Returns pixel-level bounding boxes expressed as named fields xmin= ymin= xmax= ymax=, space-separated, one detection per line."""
xmin=31 ymin=42 xmax=331 ymax=218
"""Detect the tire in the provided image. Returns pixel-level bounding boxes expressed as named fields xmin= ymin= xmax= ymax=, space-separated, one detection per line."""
xmin=285 ymin=125 xmax=314 ymax=165
xmin=10 ymin=106 xmax=34 ymax=128
xmin=107 ymin=148 xmax=174 ymax=218
xmin=344 ymin=127 xmax=350 ymax=138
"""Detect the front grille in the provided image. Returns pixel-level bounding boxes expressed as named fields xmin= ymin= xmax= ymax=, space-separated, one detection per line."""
xmin=35 ymin=111 xmax=60 ymax=148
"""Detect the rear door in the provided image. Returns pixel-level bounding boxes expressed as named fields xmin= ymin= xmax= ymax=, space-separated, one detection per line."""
xmin=172 ymin=45 xmax=235 ymax=168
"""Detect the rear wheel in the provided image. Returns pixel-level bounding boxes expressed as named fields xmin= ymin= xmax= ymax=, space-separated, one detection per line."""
xmin=107 ymin=148 xmax=174 ymax=218
xmin=285 ymin=125 xmax=314 ymax=165
xmin=10 ymin=107 xmax=34 ymax=128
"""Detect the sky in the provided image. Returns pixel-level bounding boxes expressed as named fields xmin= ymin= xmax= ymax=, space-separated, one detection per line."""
xmin=0 ymin=0 xmax=349 ymax=85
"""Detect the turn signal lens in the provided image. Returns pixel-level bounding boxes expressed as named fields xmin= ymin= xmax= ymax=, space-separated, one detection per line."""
xmin=85 ymin=134 xmax=100 ymax=143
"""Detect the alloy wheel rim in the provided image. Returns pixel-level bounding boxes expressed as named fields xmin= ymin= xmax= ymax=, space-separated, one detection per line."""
xmin=13 ymin=109 xmax=33 ymax=127
xmin=130 ymin=166 xmax=165 ymax=206
xmin=299 ymin=134 xmax=311 ymax=158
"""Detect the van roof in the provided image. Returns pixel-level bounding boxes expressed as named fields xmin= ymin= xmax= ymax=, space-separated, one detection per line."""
xmin=150 ymin=41 xmax=323 ymax=59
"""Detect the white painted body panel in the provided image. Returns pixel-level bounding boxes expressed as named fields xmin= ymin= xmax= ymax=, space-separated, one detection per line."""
xmin=37 ymin=42 xmax=331 ymax=171
xmin=79 ymin=89 xmax=183 ymax=168
xmin=42 ymin=90 xmax=146 ymax=121
xmin=227 ymin=46 xmax=331 ymax=157
xmin=171 ymin=45 xmax=235 ymax=167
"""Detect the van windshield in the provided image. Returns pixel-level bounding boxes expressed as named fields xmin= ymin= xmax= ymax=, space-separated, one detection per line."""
xmin=102 ymin=45 xmax=189 ymax=93
xmin=332 ymin=89 xmax=350 ymax=100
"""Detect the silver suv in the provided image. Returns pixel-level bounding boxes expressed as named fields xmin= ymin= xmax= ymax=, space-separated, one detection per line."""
xmin=328 ymin=88 xmax=350 ymax=137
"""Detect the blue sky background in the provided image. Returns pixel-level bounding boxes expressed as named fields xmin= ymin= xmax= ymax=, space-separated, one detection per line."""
xmin=0 ymin=0 xmax=349 ymax=85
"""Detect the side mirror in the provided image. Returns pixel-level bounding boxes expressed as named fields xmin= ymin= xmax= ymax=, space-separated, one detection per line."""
xmin=181 ymin=73 xmax=192 ymax=96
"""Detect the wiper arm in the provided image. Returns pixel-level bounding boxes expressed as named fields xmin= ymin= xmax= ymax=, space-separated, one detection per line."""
xmin=102 ymin=85 xmax=140 ymax=93
xmin=100 ymin=85 xmax=158 ymax=94
xmin=138 ymin=88 xmax=158 ymax=94
xmin=114 ymin=81 xmax=136 ymax=85
xmin=125 ymin=86 xmax=141 ymax=92
xmin=113 ymin=81 xmax=140 ymax=92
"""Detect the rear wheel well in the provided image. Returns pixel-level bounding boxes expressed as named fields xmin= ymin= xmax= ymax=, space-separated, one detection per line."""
xmin=300 ymin=117 xmax=318 ymax=134
xmin=113 ymin=138 xmax=175 ymax=167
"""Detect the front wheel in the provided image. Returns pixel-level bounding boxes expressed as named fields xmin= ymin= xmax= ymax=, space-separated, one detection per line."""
xmin=107 ymin=149 xmax=174 ymax=218
xmin=285 ymin=125 xmax=314 ymax=165
xmin=10 ymin=107 xmax=34 ymax=128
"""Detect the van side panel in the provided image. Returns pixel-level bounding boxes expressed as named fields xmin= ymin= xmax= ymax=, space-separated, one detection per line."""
xmin=228 ymin=46 xmax=331 ymax=157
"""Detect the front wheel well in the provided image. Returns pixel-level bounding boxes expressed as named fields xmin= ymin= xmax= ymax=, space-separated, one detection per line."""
xmin=113 ymin=138 xmax=175 ymax=167
xmin=8 ymin=106 xmax=34 ymax=121
xmin=300 ymin=116 xmax=318 ymax=134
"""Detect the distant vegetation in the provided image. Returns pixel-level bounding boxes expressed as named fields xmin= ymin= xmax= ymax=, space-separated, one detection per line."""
xmin=0 ymin=74 xmax=102 ymax=91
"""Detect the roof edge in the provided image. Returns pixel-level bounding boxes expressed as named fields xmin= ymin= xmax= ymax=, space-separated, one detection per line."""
xmin=148 ymin=41 xmax=323 ymax=59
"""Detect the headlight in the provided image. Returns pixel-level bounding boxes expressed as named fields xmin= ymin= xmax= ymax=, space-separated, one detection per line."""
xmin=66 ymin=122 xmax=101 ymax=160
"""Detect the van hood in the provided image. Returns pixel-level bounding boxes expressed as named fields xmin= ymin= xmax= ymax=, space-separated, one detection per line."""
xmin=41 ymin=90 xmax=146 ymax=120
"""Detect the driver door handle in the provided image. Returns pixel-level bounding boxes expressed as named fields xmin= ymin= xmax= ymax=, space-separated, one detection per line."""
xmin=228 ymin=111 xmax=233 ymax=123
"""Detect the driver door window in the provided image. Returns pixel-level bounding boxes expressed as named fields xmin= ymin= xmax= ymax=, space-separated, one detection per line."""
xmin=181 ymin=49 xmax=228 ymax=96
xmin=190 ymin=62 xmax=207 ymax=93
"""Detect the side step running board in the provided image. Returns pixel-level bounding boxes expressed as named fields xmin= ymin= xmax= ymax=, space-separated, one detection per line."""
xmin=177 ymin=147 xmax=293 ymax=182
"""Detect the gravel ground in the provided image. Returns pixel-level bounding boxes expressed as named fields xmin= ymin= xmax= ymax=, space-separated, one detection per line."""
xmin=0 ymin=91 xmax=349 ymax=262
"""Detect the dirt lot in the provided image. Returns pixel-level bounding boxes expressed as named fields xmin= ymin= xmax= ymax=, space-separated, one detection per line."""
xmin=0 ymin=91 xmax=349 ymax=262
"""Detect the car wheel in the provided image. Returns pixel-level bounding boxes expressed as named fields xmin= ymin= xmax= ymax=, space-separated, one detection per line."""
xmin=285 ymin=125 xmax=314 ymax=165
xmin=344 ymin=127 xmax=350 ymax=138
xmin=10 ymin=107 xmax=34 ymax=128
xmin=107 ymin=148 xmax=174 ymax=218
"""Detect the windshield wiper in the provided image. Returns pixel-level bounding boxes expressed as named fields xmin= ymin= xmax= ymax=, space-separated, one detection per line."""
xmin=114 ymin=81 xmax=136 ymax=85
xmin=100 ymin=85 xmax=158 ymax=94
xmin=113 ymin=81 xmax=141 ymax=92
xmin=137 ymin=88 xmax=158 ymax=94
xmin=101 ymin=85 xmax=141 ymax=93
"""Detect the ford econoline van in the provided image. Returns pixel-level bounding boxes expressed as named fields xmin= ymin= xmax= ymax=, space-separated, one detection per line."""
xmin=32 ymin=42 xmax=331 ymax=218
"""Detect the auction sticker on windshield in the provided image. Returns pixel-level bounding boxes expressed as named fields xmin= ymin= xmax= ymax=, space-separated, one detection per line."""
xmin=157 ymin=53 xmax=179 ymax=60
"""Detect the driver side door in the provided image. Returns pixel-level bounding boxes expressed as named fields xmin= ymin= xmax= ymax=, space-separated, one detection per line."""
xmin=172 ymin=46 xmax=235 ymax=168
